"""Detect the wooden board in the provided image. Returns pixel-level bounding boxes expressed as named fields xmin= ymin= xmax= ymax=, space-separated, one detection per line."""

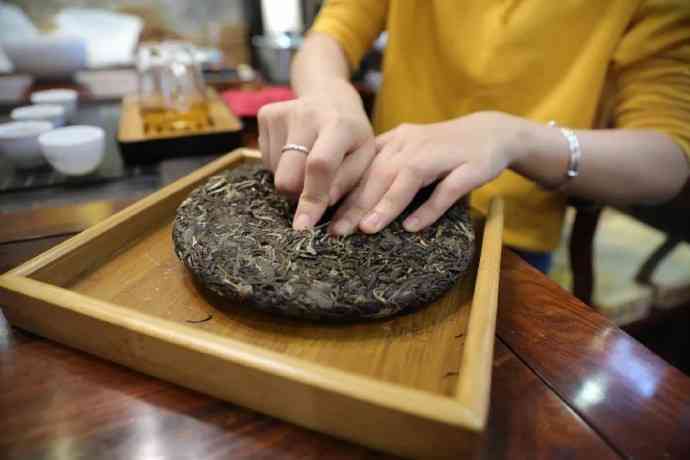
xmin=118 ymin=88 xmax=242 ymax=142
xmin=117 ymin=88 xmax=243 ymax=164
xmin=0 ymin=149 xmax=504 ymax=459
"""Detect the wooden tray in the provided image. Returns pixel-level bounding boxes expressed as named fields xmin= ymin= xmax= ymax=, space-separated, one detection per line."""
xmin=0 ymin=149 xmax=504 ymax=459
xmin=117 ymin=88 xmax=243 ymax=164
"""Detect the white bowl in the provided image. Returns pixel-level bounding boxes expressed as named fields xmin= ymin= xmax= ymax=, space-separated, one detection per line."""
xmin=2 ymin=35 xmax=87 ymax=78
xmin=54 ymin=8 xmax=143 ymax=68
xmin=39 ymin=125 xmax=105 ymax=176
xmin=30 ymin=89 xmax=78 ymax=121
xmin=0 ymin=121 xmax=53 ymax=169
xmin=11 ymin=104 xmax=65 ymax=127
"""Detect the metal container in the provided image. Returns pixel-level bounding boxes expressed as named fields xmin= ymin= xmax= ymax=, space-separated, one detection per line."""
xmin=252 ymin=33 xmax=303 ymax=84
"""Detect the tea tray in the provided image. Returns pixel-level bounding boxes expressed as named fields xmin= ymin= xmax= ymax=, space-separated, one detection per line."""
xmin=117 ymin=88 xmax=243 ymax=164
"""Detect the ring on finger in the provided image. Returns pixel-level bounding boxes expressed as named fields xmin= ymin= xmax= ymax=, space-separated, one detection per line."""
xmin=281 ymin=143 xmax=310 ymax=155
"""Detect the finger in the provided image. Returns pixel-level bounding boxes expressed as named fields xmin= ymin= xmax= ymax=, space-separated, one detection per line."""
xmin=258 ymin=102 xmax=293 ymax=172
xmin=359 ymin=168 xmax=424 ymax=234
xmin=329 ymin=145 xmax=399 ymax=235
xmin=267 ymin=114 xmax=288 ymax=172
xmin=258 ymin=103 xmax=285 ymax=171
xmin=293 ymin=124 xmax=355 ymax=230
xmin=258 ymin=130 xmax=269 ymax=170
xmin=374 ymin=127 xmax=400 ymax=150
xmin=375 ymin=122 xmax=414 ymax=151
xmin=257 ymin=107 xmax=271 ymax=170
xmin=274 ymin=124 xmax=317 ymax=199
xmin=403 ymin=165 xmax=482 ymax=232
xmin=327 ymin=139 xmax=376 ymax=206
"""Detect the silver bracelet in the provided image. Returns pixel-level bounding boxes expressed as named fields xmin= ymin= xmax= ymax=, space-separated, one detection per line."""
xmin=546 ymin=120 xmax=581 ymax=190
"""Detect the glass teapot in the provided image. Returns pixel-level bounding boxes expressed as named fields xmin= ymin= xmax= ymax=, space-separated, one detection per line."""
xmin=136 ymin=41 xmax=207 ymax=114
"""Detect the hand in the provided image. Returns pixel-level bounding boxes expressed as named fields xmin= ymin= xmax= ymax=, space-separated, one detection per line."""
xmin=329 ymin=111 xmax=529 ymax=235
xmin=257 ymin=82 xmax=375 ymax=230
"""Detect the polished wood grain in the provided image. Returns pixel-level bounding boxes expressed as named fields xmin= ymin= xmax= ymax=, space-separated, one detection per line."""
xmin=0 ymin=150 xmax=504 ymax=459
xmin=0 ymin=200 xmax=133 ymax=244
xmin=0 ymin=315 xmax=386 ymax=460
xmin=0 ymin=236 xmax=71 ymax=274
xmin=0 ymin=312 xmax=618 ymax=460
xmin=497 ymin=251 xmax=690 ymax=459
xmin=484 ymin=340 xmax=618 ymax=459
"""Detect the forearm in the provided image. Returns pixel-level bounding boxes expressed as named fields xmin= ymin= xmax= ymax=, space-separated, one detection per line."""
xmin=291 ymin=32 xmax=364 ymax=112
xmin=511 ymin=119 xmax=689 ymax=205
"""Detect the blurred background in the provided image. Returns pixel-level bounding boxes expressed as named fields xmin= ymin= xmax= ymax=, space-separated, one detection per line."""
xmin=0 ymin=1 xmax=328 ymax=80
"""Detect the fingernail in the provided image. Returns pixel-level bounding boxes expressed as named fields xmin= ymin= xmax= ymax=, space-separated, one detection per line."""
xmin=404 ymin=216 xmax=420 ymax=232
xmin=332 ymin=219 xmax=354 ymax=236
xmin=294 ymin=213 xmax=312 ymax=230
xmin=362 ymin=211 xmax=382 ymax=231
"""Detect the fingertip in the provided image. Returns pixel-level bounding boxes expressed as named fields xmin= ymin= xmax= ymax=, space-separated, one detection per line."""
xmin=360 ymin=211 xmax=384 ymax=234
xmin=330 ymin=219 xmax=354 ymax=236
xmin=293 ymin=213 xmax=312 ymax=231
xmin=358 ymin=223 xmax=376 ymax=234
xmin=403 ymin=215 xmax=422 ymax=232
xmin=274 ymin=172 xmax=303 ymax=197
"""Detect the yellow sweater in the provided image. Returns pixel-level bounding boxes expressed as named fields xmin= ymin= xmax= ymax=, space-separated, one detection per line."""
xmin=312 ymin=0 xmax=690 ymax=251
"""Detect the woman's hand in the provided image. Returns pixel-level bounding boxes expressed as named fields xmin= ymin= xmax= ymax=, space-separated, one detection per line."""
xmin=329 ymin=111 xmax=530 ymax=235
xmin=258 ymin=80 xmax=376 ymax=230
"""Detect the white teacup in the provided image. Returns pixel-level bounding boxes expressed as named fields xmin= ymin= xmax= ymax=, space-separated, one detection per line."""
xmin=39 ymin=125 xmax=105 ymax=176
xmin=0 ymin=121 xmax=54 ymax=169
xmin=30 ymin=89 xmax=78 ymax=122
xmin=11 ymin=104 xmax=66 ymax=127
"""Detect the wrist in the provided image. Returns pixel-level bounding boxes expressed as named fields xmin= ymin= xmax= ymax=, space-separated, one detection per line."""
xmin=503 ymin=116 xmax=541 ymax=167
xmin=507 ymin=115 xmax=558 ymax=166
xmin=508 ymin=117 xmax=574 ymax=187
xmin=298 ymin=78 xmax=363 ymax=110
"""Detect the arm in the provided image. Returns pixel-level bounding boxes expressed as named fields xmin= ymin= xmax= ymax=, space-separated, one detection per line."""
xmin=514 ymin=124 xmax=689 ymax=205
xmin=291 ymin=33 xmax=359 ymax=106
xmin=328 ymin=112 xmax=689 ymax=236
xmin=519 ymin=0 xmax=690 ymax=205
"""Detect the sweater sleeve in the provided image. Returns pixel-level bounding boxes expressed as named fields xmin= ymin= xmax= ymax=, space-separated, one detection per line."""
xmin=310 ymin=0 xmax=388 ymax=71
xmin=612 ymin=0 xmax=690 ymax=159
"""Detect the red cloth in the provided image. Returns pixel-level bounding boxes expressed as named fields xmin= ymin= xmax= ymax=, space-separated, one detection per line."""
xmin=222 ymin=86 xmax=295 ymax=117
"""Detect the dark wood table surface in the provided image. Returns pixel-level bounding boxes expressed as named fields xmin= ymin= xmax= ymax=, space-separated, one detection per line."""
xmin=1 ymin=76 xmax=690 ymax=459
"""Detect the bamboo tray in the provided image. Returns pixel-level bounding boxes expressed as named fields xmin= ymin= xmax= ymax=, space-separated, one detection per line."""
xmin=117 ymin=88 xmax=243 ymax=164
xmin=0 ymin=149 xmax=504 ymax=459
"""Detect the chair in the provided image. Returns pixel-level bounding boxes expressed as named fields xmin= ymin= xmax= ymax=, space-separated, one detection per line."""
xmin=568 ymin=181 xmax=690 ymax=307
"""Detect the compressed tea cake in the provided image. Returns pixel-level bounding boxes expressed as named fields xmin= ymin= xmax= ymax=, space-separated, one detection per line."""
xmin=173 ymin=164 xmax=475 ymax=321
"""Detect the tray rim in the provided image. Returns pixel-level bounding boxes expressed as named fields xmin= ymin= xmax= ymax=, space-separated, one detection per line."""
xmin=0 ymin=149 xmax=504 ymax=458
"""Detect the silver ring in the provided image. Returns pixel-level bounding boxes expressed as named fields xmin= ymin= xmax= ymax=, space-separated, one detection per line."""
xmin=281 ymin=143 xmax=310 ymax=155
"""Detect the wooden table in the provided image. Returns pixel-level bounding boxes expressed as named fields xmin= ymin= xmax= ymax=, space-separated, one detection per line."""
xmin=1 ymin=200 xmax=690 ymax=459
